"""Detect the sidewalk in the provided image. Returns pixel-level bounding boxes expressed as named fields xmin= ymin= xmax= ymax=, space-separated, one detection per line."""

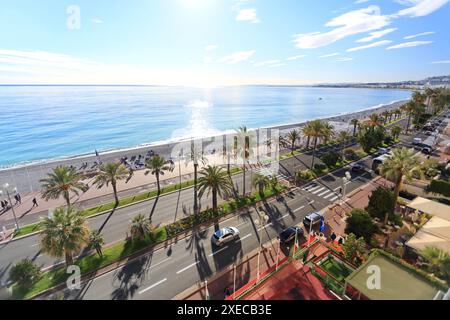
xmin=323 ymin=176 xmax=395 ymax=236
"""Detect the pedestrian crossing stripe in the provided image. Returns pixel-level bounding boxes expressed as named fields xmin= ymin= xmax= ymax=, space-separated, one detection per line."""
xmin=311 ymin=187 xmax=325 ymax=194
xmin=323 ymin=192 xmax=336 ymax=199
xmin=317 ymin=189 xmax=331 ymax=197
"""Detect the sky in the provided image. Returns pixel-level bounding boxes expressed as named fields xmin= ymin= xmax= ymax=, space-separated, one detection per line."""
xmin=0 ymin=0 xmax=449 ymax=86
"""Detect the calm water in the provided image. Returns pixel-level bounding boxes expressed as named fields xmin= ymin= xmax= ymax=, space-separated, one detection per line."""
xmin=0 ymin=86 xmax=411 ymax=166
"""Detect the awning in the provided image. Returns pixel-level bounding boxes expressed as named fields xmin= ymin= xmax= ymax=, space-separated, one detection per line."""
xmin=407 ymin=197 xmax=450 ymax=221
xmin=406 ymin=216 xmax=450 ymax=254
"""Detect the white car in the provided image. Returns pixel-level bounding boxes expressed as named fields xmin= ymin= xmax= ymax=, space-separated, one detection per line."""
xmin=212 ymin=227 xmax=240 ymax=246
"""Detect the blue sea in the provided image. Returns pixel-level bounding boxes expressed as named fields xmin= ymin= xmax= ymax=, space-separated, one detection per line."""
xmin=0 ymin=85 xmax=411 ymax=167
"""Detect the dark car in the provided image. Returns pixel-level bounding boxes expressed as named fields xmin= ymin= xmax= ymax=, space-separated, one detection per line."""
xmin=278 ymin=227 xmax=304 ymax=244
xmin=351 ymin=162 xmax=365 ymax=173
xmin=303 ymin=212 xmax=323 ymax=229
xmin=421 ymin=147 xmax=433 ymax=155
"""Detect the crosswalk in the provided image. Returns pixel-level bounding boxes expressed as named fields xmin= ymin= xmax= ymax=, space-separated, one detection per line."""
xmin=301 ymin=182 xmax=341 ymax=202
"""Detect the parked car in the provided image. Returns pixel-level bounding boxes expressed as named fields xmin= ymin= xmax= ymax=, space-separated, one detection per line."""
xmin=212 ymin=227 xmax=240 ymax=246
xmin=278 ymin=227 xmax=304 ymax=244
xmin=351 ymin=162 xmax=365 ymax=173
xmin=412 ymin=138 xmax=422 ymax=145
xmin=421 ymin=147 xmax=433 ymax=155
xmin=303 ymin=212 xmax=323 ymax=229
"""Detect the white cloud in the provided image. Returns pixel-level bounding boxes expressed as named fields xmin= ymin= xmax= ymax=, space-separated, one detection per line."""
xmin=91 ymin=18 xmax=103 ymax=24
xmin=293 ymin=6 xmax=390 ymax=49
xmin=319 ymin=52 xmax=340 ymax=58
xmin=336 ymin=57 xmax=354 ymax=62
xmin=205 ymin=45 xmax=218 ymax=51
xmin=286 ymin=55 xmax=307 ymax=61
xmin=253 ymin=60 xmax=281 ymax=67
xmin=395 ymin=0 xmax=449 ymax=17
xmin=203 ymin=56 xmax=213 ymax=64
xmin=269 ymin=63 xmax=285 ymax=68
xmin=431 ymin=60 xmax=450 ymax=64
xmin=218 ymin=50 xmax=255 ymax=64
xmin=386 ymin=40 xmax=433 ymax=49
xmin=356 ymin=28 xmax=397 ymax=42
xmin=403 ymin=31 xmax=435 ymax=39
xmin=355 ymin=0 xmax=370 ymax=4
xmin=347 ymin=40 xmax=392 ymax=52
xmin=236 ymin=8 xmax=260 ymax=23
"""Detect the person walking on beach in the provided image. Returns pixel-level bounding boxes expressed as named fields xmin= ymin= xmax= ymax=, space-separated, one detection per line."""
xmin=126 ymin=168 xmax=134 ymax=183
xmin=32 ymin=197 xmax=38 ymax=208
xmin=1 ymin=201 xmax=5 ymax=211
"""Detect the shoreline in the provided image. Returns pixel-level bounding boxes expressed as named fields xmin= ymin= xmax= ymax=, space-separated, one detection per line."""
xmin=0 ymin=99 xmax=408 ymax=171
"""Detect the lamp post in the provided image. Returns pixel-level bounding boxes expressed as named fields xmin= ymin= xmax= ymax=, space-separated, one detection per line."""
xmin=341 ymin=171 xmax=351 ymax=204
xmin=1 ymin=183 xmax=19 ymax=230
xmin=255 ymin=212 xmax=269 ymax=283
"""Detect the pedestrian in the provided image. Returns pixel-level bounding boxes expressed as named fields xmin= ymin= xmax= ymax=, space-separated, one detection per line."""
xmin=224 ymin=286 xmax=231 ymax=298
xmin=1 ymin=201 xmax=5 ymax=211
xmin=16 ymin=193 xmax=21 ymax=204
xmin=32 ymin=197 xmax=38 ymax=208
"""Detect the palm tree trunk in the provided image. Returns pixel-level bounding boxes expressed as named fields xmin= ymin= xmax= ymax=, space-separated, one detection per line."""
xmin=156 ymin=173 xmax=161 ymax=194
xmin=112 ymin=182 xmax=119 ymax=206
xmin=306 ymin=136 xmax=310 ymax=148
xmin=212 ymin=190 xmax=218 ymax=214
xmin=406 ymin=112 xmax=412 ymax=134
xmin=193 ymin=163 xmax=198 ymax=214
xmin=311 ymin=137 xmax=318 ymax=169
xmin=353 ymin=124 xmax=357 ymax=136
xmin=65 ymin=251 xmax=74 ymax=267
xmin=64 ymin=191 xmax=71 ymax=208
xmin=384 ymin=175 xmax=402 ymax=226
xmin=242 ymin=165 xmax=246 ymax=197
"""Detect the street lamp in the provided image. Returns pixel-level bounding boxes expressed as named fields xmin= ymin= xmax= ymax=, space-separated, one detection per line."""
xmin=255 ymin=212 xmax=269 ymax=283
xmin=341 ymin=171 xmax=351 ymax=204
xmin=1 ymin=183 xmax=19 ymax=230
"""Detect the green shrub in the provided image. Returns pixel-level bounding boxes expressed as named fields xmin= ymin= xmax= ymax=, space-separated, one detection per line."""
xmin=343 ymin=148 xmax=358 ymax=161
xmin=9 ymin=259 xmax=41 ymax=288
xmin=427 ymin=180 xmax=450 ymax=197
xmin=296 ymin=169 xmax=316 ymax=181
xmin=321 ymin=151 xmax=342 ymax=168
xmin=345 ymin=209 xmax=378 ymax=242
xmin=366 ymin=188 xmax=396 ymax=222
xmin=313 ymin=163 xmax=327 ymax=173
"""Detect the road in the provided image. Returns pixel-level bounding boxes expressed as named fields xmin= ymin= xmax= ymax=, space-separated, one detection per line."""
xmin=0 ymin=118 xmax=408 ymax=284
xmin=56 ymin=159 xmax=376 ymax=300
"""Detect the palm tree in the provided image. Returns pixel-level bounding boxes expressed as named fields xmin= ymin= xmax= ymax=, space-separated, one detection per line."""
xmin=403 ymin=101 xmax=420 ymax=134
xmin=88 ymin=230 xmax=104 ymax=257
xmin=287 ymin=129 xmax=301 ymax=154
xmin=186 ymin=144 xmax=208 ymax=214
xmin=92 ymin=162 xmax=128 ymax=206
xmin=391 ymin=125 xmax=402 ymax=140
xmin=222 ymin=144 xmax=233 ymax=176
xmin=419 ymin=246 xmax=450 ymax=277
xmin=379 ymin=147 xmax=422 ymax=226
xmin=337 ymin=131 xmax=351 ymax=157
xmin=302 ymin=122 xmax=314 ymax=148
xmin=322 ymin=122 xmax=335 ymax=145
xmin=308 ymin=120 xmax=327 ymax=169
xmin=366 ymin=114 xmax=382 ymax=129
xmin=40 ymin=166 xmax=88 ymax=208
xmin=130 ymin=214 xmax=151 ymax=241
xmin=381 ymin=111 xmax=390 ymax=123
xmin=424 ymin=88 xmax=437 ymax=113
xmin=235 ymin=126 xmax=252 ymax=196
xmin=350 ymin=119 xmax=359 ymax=136
xmin=198 ymin=165 xmax=233 ymax=216
xmin=40 ymin=207 xmax=90 ymax=267
xmin=145 ymin=155 xmax=173 ymax=194
xmin=252 ymin=174 xmax=270 ymax=196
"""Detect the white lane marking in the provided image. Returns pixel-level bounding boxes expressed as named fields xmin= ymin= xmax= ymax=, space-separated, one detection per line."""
xmin=209 ymin=246 xmax=229 ymax=257
xmin=334 ymin=186 xmax=341 ymax=191
xmin=257 ymin=222 xmax=273 ymax=232
xmin=329 ymin=196 xmax=339 ymax=202
xmin=293 ymin=206 xmax=305 ymax=213
xmin=30 ymin=243 xmax=39 ymax=247
xmin=145 ymin=257 xmax=172 ymax=271
xmin=241 ymin=233 xmax=252 ymax=241
xmin=277 ymin=213 xmax=290 ymax=220
xmin=318 ymin=189 xmax=332 ymax=197
xmin=306 ymin=185 xmax=321 ymax=192
xmin=311 ymin=187 xmax=325 ymax=195
xmin=323 ymin=192 xmax=336 ymax=199
xmin=138 ymin=278 xmax=167 ymax=294
xmin=176 ymin=261 xmax=199 ymax=274
xmin=308 ymin=200 xmax=315 ymax=205
xmin=302 ymin=184 xmax=315 ymax=191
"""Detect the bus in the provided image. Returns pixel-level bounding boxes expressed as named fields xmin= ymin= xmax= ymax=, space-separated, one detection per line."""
xmin=372 ymin=154 xmax=390 ymax=173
